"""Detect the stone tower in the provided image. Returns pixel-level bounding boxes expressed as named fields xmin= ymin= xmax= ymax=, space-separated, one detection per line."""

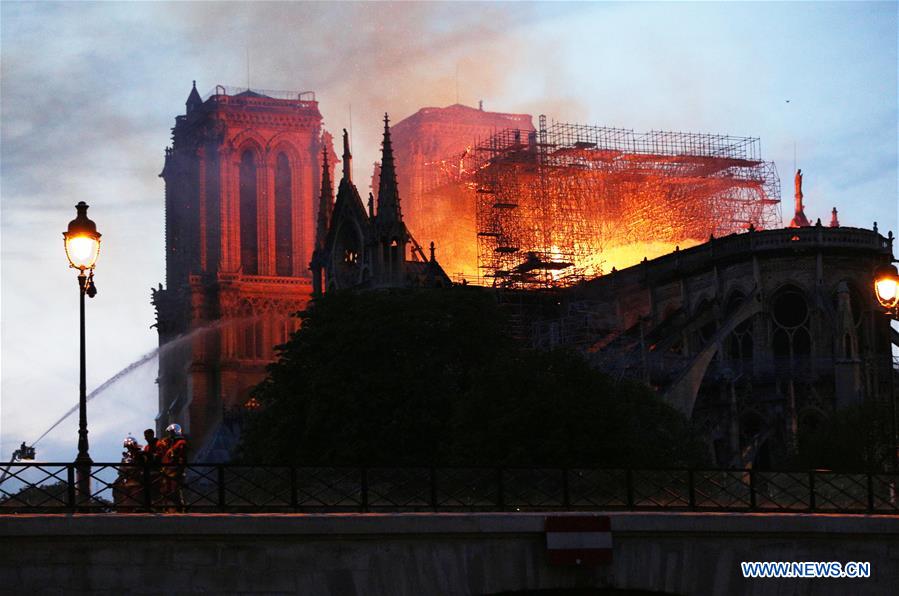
xmin=153 ymin=83 xmax=336 ymax=454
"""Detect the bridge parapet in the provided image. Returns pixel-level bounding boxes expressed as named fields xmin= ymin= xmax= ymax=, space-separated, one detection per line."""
xmin=3 ymin=512 xmax=897 ymax=595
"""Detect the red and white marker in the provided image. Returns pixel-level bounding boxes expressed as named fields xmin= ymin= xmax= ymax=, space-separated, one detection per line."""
xmin=545 ymin=515 xmax=613 ymax=566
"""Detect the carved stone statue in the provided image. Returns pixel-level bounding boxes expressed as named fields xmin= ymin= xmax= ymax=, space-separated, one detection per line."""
xmin=789 ymin=168 xmax=810 ymax=227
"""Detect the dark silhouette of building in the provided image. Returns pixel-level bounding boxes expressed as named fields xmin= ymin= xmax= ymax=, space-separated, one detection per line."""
xmin=312 ymin=115 xmax=451 ymax=293
xmin=152 ymin=83 xmax=336 ymax=453
xmin=526 ymin=225 xmax=897 ymax=467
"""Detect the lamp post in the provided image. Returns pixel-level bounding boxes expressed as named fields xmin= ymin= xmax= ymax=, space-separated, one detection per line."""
xmin=874 ymin=263 xmax=899 ymax=317
xmin=873 ymin=262 xmax=899 ymax=473
xmin=63 ymin=201 xmax=101 ymax=504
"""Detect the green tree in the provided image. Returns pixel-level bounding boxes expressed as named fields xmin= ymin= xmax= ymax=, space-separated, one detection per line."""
xmin=797 ymin=400 xmax=895 ymax=471
xmin=239 ymin=288 xmax=706 ymax=467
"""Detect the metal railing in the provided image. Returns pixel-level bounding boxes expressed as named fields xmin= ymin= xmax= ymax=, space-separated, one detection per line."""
xmin=1 ymin=463 xmax=897 ymax=514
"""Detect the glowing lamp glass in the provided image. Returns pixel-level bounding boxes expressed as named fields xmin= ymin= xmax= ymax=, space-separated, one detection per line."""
xmin=65 ymin=235 xmax=100 ymax=270
xmin=875 ymin=275 xmax=899 ymax=309
xmin=63 ymin=201 xmax=101 ymax=271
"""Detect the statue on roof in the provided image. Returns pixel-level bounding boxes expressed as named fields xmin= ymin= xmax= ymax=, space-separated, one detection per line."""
xmin=789 ymin=168 xmax=811 ymax=228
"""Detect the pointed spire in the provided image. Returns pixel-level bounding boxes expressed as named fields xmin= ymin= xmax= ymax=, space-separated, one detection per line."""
xmin=429 ymin=241 xmax=435 ymax=262
xmin=376 ymin=113 xmax=401 ymax=223
xmin=316 ymin=146 xmax=333 ymax=250
xmin=186 ymin=80 xmax=202 ymax=113
xmin=830 ymin=207 xmax=840 ymax=228
xmin=368 ymin=192 xmax=375 ymax=218
xmin=341 ymin=128 xmax=352 ymax=182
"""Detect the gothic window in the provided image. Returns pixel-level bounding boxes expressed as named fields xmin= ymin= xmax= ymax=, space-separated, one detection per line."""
xmin=724 ymin=292 xmax=754 ymax=370
xmin=236 ymin=299 xmax=266 ymax=361
xmin=274 ymin=153 xmax=293 ymax=276
xmin=833 ymin=282 xmax=866 ymax=359
xmin=334 ymin=224 xmax=361 ymax=287
xmin=792 ymin=327 xmax=811 ymax=356
xmin=772 ymin=288 xmax=808 ymax=328
xmin=254 ymin=319 xmax=264 ymax=359
xmin=772 ymin=328 xmax=791 ymax=359
xmin=275 ymin=317 xmax=295 ymax=348
xmin=241 ymin=321 xmax=254 ymax=360
xmin=770 ymin=287 xmax=812 ymax=375
xmin=286 ymin=317 xmax=300 ymax=345
xmin=239 ymin=150 xmax=259 ymax=275
xmin=240 ymin=318 xmax=264 ymax=360
xmin=390 ymin=238 xmax=400 ymax=264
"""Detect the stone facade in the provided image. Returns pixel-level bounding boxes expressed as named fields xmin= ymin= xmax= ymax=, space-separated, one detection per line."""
xmin=153 ymin=84 xmax=336 ymax=454
xmin=530 ymin=225 xmax=897 ymax=467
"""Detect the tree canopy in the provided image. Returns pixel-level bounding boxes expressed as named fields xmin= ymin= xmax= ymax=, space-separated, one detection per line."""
xmin=239 ymin=288 xmax=706 ymax=467
xmin=797 ymin=400 xmax=895 ymax=472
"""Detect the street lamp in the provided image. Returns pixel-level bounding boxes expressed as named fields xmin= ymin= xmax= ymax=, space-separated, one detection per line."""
xmin=873 ymin=261 xmax=899 ymax=476
xmin=874 ymin=263 xmax=899 ymax=316
xmin=63 ymin=201 xmax=101 ymax=504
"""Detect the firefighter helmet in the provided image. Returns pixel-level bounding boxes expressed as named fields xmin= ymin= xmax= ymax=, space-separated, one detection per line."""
xmin=165 ymin=423 xmax=183 ymax=437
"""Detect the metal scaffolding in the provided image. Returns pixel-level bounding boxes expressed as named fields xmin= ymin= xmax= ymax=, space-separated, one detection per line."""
xmin=443 ymin=118 xmax=782 ymax=289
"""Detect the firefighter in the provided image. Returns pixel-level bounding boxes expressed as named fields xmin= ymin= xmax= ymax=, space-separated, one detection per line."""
xmin=121 ymin=436 xmax=138 ymax=460
xmin=142 ymin=428 xmax=159 ymax=464
xmin=113 ymin=436 xmax=143 ymax=511
xmin=136 ymin=428 xmax=170 ymax=508
xmin=160 ymin=423 xmax=188 ymax=512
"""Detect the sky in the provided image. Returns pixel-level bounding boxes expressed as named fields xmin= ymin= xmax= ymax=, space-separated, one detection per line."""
xmin=1 ymin=1 xmax=897 ymax=464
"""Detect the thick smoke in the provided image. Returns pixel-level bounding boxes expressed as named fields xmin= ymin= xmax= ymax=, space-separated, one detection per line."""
xmin=162 ymin=2 xmax=578 ymax=180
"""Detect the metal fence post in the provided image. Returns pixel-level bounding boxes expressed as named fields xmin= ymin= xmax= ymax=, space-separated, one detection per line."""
xmin=360 ymin=468 xmax=369 ymax=513
xmin=687 ymin=469 xmax=696 ymax=510
xmin=142 ymin=462 xmax=153 ymax=512
xmin=496 ymin=468 xmax=505 ymax=510
xmin=867 ymin=473 xmax=874 ymax=513
xmin=625 ymin=469 xmax=635 ymax=509
xmin=749 ymin=468 xmax=757 ymax=510
xmin=217 ymin=465 xmax=226 ymax=512
xmin=808 ymin=470 xmax=816 ymax=512
xmin=67 ymin=464 xmax=76 ymax=512
xmin=429 ymin=467 xmax=438 ymax=512
xmin=290 ymin=467 xmax=298 ymax=512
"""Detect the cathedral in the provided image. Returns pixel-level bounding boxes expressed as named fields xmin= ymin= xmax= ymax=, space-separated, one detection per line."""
xmin=153 ymin=83 xmax=895 ymax=468
xmin=153 ymin=83 xmax=448 ymax=457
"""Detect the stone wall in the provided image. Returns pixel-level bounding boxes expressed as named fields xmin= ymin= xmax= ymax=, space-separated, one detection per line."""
xmin=2 ymin=512 xmax=897 ymax=595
